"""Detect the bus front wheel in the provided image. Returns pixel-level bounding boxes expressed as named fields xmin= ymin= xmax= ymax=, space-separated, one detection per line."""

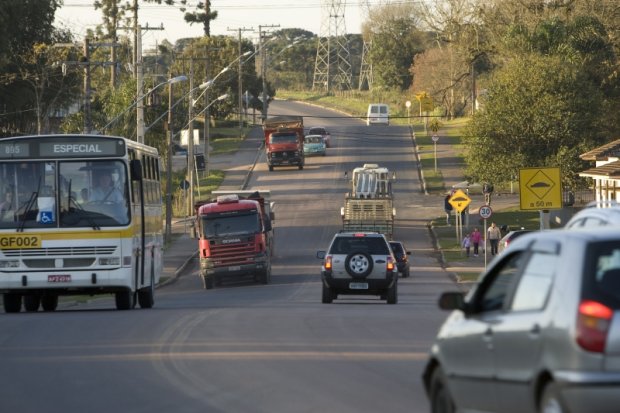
xmin=41 ymin=295 xmax=58 ymax=311
xmin=3 ymin=293 xmax=22 ymax=313
xmin=138 ymin=276 xmax=155 ymax=309
xmin=115 ymin=290 xmax=134 ymax=310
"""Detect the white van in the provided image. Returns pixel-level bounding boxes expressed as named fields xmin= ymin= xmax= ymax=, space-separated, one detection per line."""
xmin=366 ymin=103 xmax=389 ymax=126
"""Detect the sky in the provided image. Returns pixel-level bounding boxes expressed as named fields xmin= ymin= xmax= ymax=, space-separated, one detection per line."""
xmin=54 ymin=0 xmax=374 ymax=50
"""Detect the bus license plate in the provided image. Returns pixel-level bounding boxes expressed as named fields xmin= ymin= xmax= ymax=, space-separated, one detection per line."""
xmin=228 ymin=266 xmax=241 ymax=271
xmin=349 ymin=282 xmax=368 ymax=290
xmin=48 ymin=275 xmax=71 ymax=283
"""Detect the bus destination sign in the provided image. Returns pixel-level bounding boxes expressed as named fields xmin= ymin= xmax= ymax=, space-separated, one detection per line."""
xmin=0 ymin=137 xmax=125 ymax=159
xmin=40 ymin=140 xmax=121 ymax=157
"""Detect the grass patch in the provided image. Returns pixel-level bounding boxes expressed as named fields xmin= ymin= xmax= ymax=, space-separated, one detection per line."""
xmin=456 ymin=272 xmax=481 ymax=282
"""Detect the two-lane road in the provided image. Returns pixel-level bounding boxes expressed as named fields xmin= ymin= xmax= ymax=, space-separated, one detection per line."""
xmin=0 ymin=101 xmax=457 ymax=413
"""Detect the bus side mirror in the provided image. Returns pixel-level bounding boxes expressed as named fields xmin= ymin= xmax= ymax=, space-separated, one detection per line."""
xmin=190 ymin=222 xmax=197 ymax=239
xmin=130 ymin=159 xmax=142 ymax=181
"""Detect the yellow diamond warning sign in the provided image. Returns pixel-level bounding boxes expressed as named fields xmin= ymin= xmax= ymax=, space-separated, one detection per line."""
xmin=519 ymin=167 xmax=562 ymax=210
xmin=448 ymin=189 xmax=471 ymax=213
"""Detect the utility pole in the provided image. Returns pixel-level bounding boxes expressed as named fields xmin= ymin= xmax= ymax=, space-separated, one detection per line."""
xmin=227 ymin=27 xmax=253 ymax=129
xmin=134 ymin=24 xmax=164 ymax=144
xmin=83 ymin=38 xmax=92 ymax=133
xmin=258 ymin=24 xmax=279 ymax=121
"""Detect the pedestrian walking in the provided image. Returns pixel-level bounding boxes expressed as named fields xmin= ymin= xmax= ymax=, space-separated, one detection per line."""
xmin=487 ymin=222 xmax=502 ymax=256
xmin=461 ymin=233 xmax=471 ymax=257
xmin=470 ymin=227 xmax=482 ymax=256
xmin=444 ymin=194 xmax=453 ymax=225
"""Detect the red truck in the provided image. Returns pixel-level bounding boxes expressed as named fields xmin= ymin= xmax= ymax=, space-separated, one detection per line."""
xmin=263 ymin=115 xmax=305 ymax=171
xmin=193 ymin=190 xmax=274 ymax=289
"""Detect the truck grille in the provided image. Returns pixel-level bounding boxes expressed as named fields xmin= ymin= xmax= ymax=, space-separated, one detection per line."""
xmin=209 ymin=240 xmax=256 ymax=266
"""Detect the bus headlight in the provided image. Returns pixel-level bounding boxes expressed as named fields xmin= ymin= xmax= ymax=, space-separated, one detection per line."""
xmin=0 ymin=260 xmax=20 ymax=268
xmin=99 ymin=257 xmax=121 ymax=266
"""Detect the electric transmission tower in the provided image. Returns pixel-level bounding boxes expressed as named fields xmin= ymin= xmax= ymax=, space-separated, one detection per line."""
xmin=312 ymin=0 xmax=353 ymax=92
xmin=358 ymin=0 xmax=374 ymax=90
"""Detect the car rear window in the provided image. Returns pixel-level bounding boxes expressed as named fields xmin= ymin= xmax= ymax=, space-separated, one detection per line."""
xmin=390 ymin=242 xmax=404 ymax=256
xmin=583 ymin=241 xmax=620 ymax=308
xmin=330 ymin=236 xmax=390 ymax=255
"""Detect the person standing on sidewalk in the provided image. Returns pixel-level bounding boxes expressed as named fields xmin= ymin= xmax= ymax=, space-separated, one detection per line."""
xmin=470 ymin=227 xmax=482 ymax=257
xmin=461 ymin=233 xmax=471 ymax=257
xmin=444 ymin=194 xmax=453 ymax=225
xmin=487 ymin=222 xmax=502 ymax=256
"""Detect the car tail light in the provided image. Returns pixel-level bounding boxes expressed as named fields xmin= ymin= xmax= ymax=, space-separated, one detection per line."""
xmin=324 ymin=256 xmax=332 ymax=270
xmin=576 ymin=300 xmax=613 ymax=353
xmin=386 ymin=257 xmax=395 ymax=271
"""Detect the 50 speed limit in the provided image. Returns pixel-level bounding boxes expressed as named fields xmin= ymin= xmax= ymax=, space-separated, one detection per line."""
xmin=479 ymin=205 xmax=493 ymax=219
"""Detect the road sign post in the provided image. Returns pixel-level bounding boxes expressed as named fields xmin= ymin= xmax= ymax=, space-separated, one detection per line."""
xmin=432 ymin=134 xmax=439 ymax=172
xmin=478 ymin=205 xmax=493 ymax=269
xmin=449 ymin=190 xmax=472 ymax=243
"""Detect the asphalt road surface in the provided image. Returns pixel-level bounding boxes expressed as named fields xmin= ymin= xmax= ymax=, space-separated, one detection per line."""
xmin=0 ymin=101 xmax=460 ymax=413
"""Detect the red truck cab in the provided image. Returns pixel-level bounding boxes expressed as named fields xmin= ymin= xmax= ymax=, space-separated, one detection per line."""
xmin=263 ymin=115 xmax=305 ymax=171
xmin=194 ymin=193 xmax=273 ymax=289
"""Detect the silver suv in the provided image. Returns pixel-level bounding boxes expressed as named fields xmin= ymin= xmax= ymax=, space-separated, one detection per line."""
xmin=423 ymin=228 xmax=620 ymax=413
xmin=316 ymin=232 xmax=397 ymax=304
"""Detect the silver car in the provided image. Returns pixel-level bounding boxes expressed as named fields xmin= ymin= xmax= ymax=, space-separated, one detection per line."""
xmin=423 ymin=228 xmax=620 ymax=413
xmin=316 ymin=232 xmax=397 ymax=304
xmin=565 ymin=201 xmax=620 ymax=229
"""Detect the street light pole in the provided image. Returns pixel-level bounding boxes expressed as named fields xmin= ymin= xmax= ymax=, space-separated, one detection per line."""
xmin=136 ymin=24 xmax=145 ymax=143
xmin=165 ymin=73 xmax=175 ymax=243
xmin=187 ymin=59 xmax=195 ymax=217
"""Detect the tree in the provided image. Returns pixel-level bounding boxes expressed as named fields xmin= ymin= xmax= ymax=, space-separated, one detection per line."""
xmin=0 ymin=0 xmax=78 ymax=136
xmin=181 ymin=0 xmax=218 ymax=37
xmin=365 ymin=2 xmax=427 ymax=91
xmin=464 ymin=54 xmax=606 ymax=189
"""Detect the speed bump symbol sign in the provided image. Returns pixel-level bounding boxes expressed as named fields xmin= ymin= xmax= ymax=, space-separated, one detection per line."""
xmin=448 ymin=189 xmax=471 ymax=213
xmin=519 ymin=167 xmax=562 ymax=210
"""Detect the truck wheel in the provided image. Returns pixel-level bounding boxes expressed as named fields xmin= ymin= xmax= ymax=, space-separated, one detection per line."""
xmin=3 ymin=293 xmax=22 ymax=313
xmin=322 ymin=284 xmax=333 ymax=304
xmin=24 ymin=295 xmax=41 ymax=312
xmin=202 ymin=274 xmax=214 ymax=289
xmin=260 ymin=263 xmax=271 ymax=284
xmin=41 ymin=295 xmax=59 ymax=312
xmin=268 ymin=165 xmax=274 ymax=171
xmin=345 ymin=252 xmax=373 ymax=278
xmin=386 ymin=280 xmax=398 ymax=304
xmin=298 ymin=164 xmax=303 ymax=170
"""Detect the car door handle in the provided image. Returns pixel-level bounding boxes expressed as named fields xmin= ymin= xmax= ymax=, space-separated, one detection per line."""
xmin=483 ymin=328 xmax=493 ymax=341
xmin=529 ymin=324 xmax=541 ymax=336
xmin=375 ymin=260 xmax=385 ymax=263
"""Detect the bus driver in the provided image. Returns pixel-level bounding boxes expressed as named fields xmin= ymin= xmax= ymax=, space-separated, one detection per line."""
xmin=90 ymin=172 xmax=123 ymax=203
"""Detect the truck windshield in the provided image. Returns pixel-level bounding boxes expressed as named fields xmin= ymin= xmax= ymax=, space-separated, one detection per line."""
xmin=270 ymin=134 xmax=297 ymax=144
xmin=201 ymin=212 xmax=260 ymax=237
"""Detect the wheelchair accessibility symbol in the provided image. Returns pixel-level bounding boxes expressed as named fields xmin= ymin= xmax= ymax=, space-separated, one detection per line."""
xmin=39 ymin=211 xmax=55 ymax=224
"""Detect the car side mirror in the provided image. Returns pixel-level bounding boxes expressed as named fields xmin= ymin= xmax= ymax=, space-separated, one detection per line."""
xmin=438 ymin=292 xmax=466 ymax=311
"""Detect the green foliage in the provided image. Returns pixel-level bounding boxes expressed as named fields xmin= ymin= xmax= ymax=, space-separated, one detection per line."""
xmin=464 ymin=53 xmax=605 ymax=188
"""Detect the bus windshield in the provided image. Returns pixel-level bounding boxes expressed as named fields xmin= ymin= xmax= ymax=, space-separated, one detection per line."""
xmin=0 ymin=160 xmax=130 ymax=229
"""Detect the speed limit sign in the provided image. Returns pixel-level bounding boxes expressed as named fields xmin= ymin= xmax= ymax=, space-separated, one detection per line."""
xmin=479 ymin=205 xmax=493 ymax=219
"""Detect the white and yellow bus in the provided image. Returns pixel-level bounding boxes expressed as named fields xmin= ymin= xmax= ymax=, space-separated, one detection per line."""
xmin=0 ymin=134 xmax=163 ymax=312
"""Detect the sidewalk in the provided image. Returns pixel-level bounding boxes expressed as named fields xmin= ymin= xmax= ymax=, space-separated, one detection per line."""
xmin=160 ymin=126 xmax=265 ymax=285
xmin=421 ymin=130 xmax=520 ymax=279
